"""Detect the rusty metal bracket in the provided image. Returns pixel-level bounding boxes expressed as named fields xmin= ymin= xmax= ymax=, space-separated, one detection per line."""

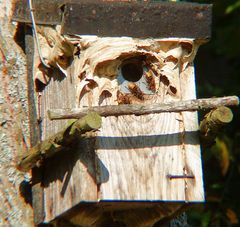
xmin=12 ymin=0 xmax=212 ymax=39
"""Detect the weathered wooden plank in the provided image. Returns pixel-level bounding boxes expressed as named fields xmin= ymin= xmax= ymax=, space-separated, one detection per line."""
xmin=93 ymin=67 xmax=186 ymax=201
xmin=42 ymin=137 xmax=98 ymax=222
xmin=36 ymin=66 xmax=98 ymax=222
xmin=62 ymin=1 xmax=212 ymax=39
xmin=12 ymin=0 xmax=212 ymax=39
xmin=179 ymin=64 xmax=204 ymax=202
xmin=24 ymin=25 xmax=44 ymax=224
xmin=96 ymin=113 xmax=186 ymax=200
xmin=12 ymin=0 xmax=63 ymax=25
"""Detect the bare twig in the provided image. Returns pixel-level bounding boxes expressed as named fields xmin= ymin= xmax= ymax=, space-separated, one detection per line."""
xmin=17 ymin=112 xmax=102 ymax=172
xmin=48 ymin=96 xmax=239 ymax=120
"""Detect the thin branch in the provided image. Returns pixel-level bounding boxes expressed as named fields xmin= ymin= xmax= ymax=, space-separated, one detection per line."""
xmin=48 ymin=96 xmax=239 ymax=120
xmin=17 ymin=112 xmax=102 ymax=172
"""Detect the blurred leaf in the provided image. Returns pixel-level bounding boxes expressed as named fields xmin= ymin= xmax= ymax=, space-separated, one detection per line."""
xmin=226 ymin=1 xmax=240 ymax=14
xmin=210 ymin=183 xmax=223 ymax=190
xmin=238 ymin=165 xmax=240 ymax=175
xmin=226 ymin=208 xmax=239 ymax=225
xmin=201 ymin=211 xmax=211 ymax=227
xmin=212 ymin=137 xmax=230 ymax=176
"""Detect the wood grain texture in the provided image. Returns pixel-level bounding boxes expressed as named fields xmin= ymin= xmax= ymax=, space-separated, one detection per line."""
xmin=96 ymin=113 xmax=186 ymax=200
xmin=24 ymin=26 xmax=44 ymax=224
xmin=200 ymin=106 xmax=233 ymax=147
xmin=38 ymin=66 xmax=98 ymax=222
xmin=74 ymin=52 xmax=203 ymax=201
xmin=94 ymin=67 xmax=204 ymax=202
xmin=179 ymin=64 xmax=204 ymax=202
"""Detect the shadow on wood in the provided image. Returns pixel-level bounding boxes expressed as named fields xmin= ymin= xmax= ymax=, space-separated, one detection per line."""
xmin=97 ymin=131 xmax=199 ymax=150
xmin=34 ymin=130 xmax=199 ymax=194
xmin=34 ymin=137 xmax=109 ymax=192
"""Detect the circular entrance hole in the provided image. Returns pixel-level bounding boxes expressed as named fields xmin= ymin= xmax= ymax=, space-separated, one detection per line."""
xmin=121 ymin=59 xmax=143 ymax=82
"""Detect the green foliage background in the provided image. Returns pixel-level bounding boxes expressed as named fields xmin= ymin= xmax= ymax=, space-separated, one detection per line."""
xmin=185 ymin=0 xmax=240 ymax=226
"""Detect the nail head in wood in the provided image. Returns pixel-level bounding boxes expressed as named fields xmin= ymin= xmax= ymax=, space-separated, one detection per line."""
xmin=167 ymin=174 xmax=195 ymax=180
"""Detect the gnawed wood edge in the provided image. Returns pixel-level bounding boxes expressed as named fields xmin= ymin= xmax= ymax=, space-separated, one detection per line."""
xmin=48 ymin=96 xmax=239 ymax=120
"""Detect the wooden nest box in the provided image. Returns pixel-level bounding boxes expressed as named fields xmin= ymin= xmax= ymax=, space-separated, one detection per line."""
xmin=13 ymin=0 xmax=214 ymax=226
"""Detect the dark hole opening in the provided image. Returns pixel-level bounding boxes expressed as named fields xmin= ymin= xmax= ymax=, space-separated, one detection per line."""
xmin=35 ymin=79 xmax=47 ymax=92
xmin=14 ymin=23 xmax=26 ymax=53
xmin=121 ymin=60 xmax=143 ymax=82
xmin=169 ymin=85 xmax=177 ymax=94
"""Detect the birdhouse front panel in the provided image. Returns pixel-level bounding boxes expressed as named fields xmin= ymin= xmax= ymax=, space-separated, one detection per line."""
xmin=34 ymin=34 xmax=204 ymax=221
xmin=71 ymin=37 xmax=204 ymax=201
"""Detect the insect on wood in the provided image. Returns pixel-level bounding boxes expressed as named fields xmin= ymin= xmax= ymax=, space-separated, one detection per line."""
xmin=128 ymin=82 xmax=144 ymax=100
xmin=144 ymin=69 xmax=156 ymax=93
xmin=117 ymin=90 xmax=131 ymax=105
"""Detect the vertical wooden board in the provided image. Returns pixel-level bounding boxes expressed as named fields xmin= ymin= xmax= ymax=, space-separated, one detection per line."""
xmin=25 ymin=27 xmax=44 ymax=224
xmin=38 ymin=68 xmax=98 ymax=222
xmin=73 ymin=42 xmax=189 ymax=201
xmin=93 ymin=63 xmax=203 ymax=202
xmin=89 ymin=61 xmax=187 ymax=201
xmin=96 ymin=113 xmax=186 ymax=201
xmin=71 ymin=37 xmax=205 ymax=201
xmin=75 ymin=65 xmax=187 ymax=201
xmin=42 ymin=140 xmax=98 ymax=222
xmin=180 ymin=65 xmax=205 ymax=202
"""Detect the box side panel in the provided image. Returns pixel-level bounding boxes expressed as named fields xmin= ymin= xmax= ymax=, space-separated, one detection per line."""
xmin=180 ymin=65 xmax=205 ymax=202
xmin=37 ymin=67 xmax=98 ymax=222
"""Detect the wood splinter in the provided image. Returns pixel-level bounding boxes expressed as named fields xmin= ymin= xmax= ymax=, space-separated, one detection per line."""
xmin=48 ymin=96 xmax=239 ymax=120
xmin=200 ymin=106 xmax=233 ymax=147
xmin=17 ymin=112 xmax=102 ymax=172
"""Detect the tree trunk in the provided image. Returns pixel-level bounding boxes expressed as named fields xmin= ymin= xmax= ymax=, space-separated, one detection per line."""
xmin=0 ymin=1 xmax=33 ymax=226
